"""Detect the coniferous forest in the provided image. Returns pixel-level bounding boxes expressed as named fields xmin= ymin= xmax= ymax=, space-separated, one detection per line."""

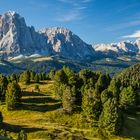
xmin=0 ymin=63 xmax=140 ymax=140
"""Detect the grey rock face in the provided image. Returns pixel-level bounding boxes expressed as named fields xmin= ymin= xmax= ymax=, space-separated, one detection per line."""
xmin=0 ymin=11 xmax=53 ymax=58
xmin=39 ymin=27 xmax=95 ymax=59
xmin=0 ymin=11 xmax=95 ymax=60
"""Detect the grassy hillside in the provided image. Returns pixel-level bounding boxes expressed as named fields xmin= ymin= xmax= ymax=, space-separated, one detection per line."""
xmin=0 ymin=80 xmax=139 ymax=140
xmin=0 ymin=55 xmax=140 ymax=75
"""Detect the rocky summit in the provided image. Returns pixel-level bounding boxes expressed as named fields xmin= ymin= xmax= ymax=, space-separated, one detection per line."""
xmin=0 ymin=11 xmax=140 ymax=61
xmin=0 ymin=11 xmax=95 ymax=60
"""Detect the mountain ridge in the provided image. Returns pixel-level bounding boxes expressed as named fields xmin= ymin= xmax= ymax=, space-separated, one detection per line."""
xmin=0 ymin=11 xmax=95 ymax=60
xmin=0 ymin=11 xmax=140 ymax=61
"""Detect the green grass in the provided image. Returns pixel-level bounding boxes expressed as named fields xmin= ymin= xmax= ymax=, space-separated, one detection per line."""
xmin=0 ymin=81 xmax=139 ymax=139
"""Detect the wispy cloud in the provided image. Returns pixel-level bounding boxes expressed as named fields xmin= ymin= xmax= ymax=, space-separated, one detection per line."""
xmin=117 ymin=2 xmax=140 ymax=13
xmin=123 ymin=30 xmax=140 ymax=38
xmin=105 ymin=19 xmax=140 ymax=32
xmin=82 ymin=0 xmax=92 ymax=3
xmin=56 ymin=11 xmax=80 ymax=22
xmin=57 ymin=0 xmax=93 ymax=22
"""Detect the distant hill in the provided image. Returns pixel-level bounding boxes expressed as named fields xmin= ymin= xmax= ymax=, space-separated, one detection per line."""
xmin=0 ymin=55 xmax=139 ymax=75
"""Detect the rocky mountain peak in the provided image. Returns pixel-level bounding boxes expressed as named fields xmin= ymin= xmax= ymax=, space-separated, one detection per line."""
xmin=94 ymin=40 xmax=140 ymax=56
xmin=0 ymin=11 xmax=95 ymax=60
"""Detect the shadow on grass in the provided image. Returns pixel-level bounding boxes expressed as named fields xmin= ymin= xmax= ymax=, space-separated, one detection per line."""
xmin=3 ymin=122 xmax=45 ymax=133
xmin=18 ymin=91 xmax=62 ymax=112
xmin=18 ymin=103 xmax=62 ymax=112
xmin=22 ymin=91 xmax=47 ymax=97
xmin=120 ymin=110 xmax=140 ymax=140
xmin=21 ymin=96 xmax=59 ymax=104
xmin=30 ymin=81 xmax=48 ymax=85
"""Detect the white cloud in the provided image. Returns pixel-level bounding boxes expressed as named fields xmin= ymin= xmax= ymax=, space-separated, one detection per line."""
xmin=123 ymin=30 xmax=140 ymax=38
xmin=56 ymin=11 xmax=81 ymax=22
xmin=105 ymin=20 xmax=140 ymax=32
xmin=56 ymin=0 xmax=93 ymax=22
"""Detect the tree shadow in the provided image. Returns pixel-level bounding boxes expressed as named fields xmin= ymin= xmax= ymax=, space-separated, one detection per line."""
xmin=120 ymin=111 xmax=140 ymax=140
xmin=3 ymin=122 xmax=45 ymax=133
xmin=18 ymin=91 xmax=62 ymax=112
xmin=18 ymin=103 xmax=62 ymax=112
xmin=30 ymin=81 xmax=48 ymax=84
xmin=22 ymin=91 xmax=47 ymax=97
xmin=21 ymin=96 xmax=59 ymax=104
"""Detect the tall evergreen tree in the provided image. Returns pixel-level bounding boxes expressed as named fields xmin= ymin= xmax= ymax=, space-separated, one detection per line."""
xmin=34 ymin=74 xmax=40 ymax=83
xmin=0 ymin=111 xmax=3 ymax=123
xmin=119 ymin=86 xmax=136 ymax=110
xmin=108 ymin=78 xmax=121 ymax=100
xmin=6 ymin=82 xmax=21 ymax=111
xmin=99 ymin=98 xmax=122 ymax=136
xmin=62 ymin=86 xmax=76 ymax=114
xmin=48 ymin=70 xmax=55 ymax=80
xmin=30 ymin=71 xmax=36 ymax=81
xmin=82 ymin=87 xmax=102 ymax=120
xmin=20 ymin=71 xmax=30 ymax=85
xmin=0 ymin=75 xmax=8 ymax=100
xmin=96 ymin=73 xmax=111 ymax=93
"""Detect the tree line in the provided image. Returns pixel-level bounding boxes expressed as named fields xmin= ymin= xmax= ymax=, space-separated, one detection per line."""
xmin=0 ymin=65 xmax=139 ymax=138
xmin=51 ymin=66 xmax=139 ymax=137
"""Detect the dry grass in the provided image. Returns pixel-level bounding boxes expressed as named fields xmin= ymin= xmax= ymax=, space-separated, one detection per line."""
xmin=32 ymin=57 xmax=53 ymax=62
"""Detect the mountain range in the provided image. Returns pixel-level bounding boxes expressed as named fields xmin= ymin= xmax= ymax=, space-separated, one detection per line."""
xmin=0 ymin=11 xmax=140 ymax=61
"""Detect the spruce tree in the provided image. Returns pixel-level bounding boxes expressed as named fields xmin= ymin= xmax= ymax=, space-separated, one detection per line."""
xmin=6 ymin=82 xmax=21 ymax=111
xmin=20 ymin=71 xmax=30 ymax=85
xmin=0 ymin=111 xmax=3 ymax=123
xmin=0 ymin=75 xmax=8 ymax=100
xmin=30 ymin=71 xmax=36 ymax=81
xmin=99 ymin=98 xmax=122 ymax=136
xmin=34 ymin=74 xmax=40 ymax=83
xmin=119 ymin=86 xmax=136 ymax=110
xmin=48 ymin=70 xmax=55 ymax=80
xmin=62 ymin=86 xmax=76 ymax=114
xmin=82 ymin=87 xmax=102 ymax=120
xmin=96 ymin=73 xmax=111 ymax=93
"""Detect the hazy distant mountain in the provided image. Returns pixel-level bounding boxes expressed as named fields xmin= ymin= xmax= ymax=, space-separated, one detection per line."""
xmin=93 ymin=40 xmax=140 ymax=57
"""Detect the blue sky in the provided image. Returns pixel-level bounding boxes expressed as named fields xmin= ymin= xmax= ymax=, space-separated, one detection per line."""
xmin=0 ymin=0 xmax=140 ymax=44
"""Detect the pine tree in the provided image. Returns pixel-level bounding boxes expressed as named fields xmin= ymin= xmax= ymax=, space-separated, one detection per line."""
xmin=0 ymin=111 xmax=3 ymax=123
xmin=34 ymin=74 xmax=40 ymax=83
xmin=99 ymin=98 xmax=122 ymax=136
xmin=82 ymin=87 xmax=102 ymax=120
xmin=10 ymin=74 xmax=19 ymax=82
xmin=101 ymin=89 xmax=112 ymax=104
xmin=119 ymin=86 xmax=136 ymax=110
xmin=6 ymin=82 xmax=21 ymax=111
xmin=96 ymin=73 xmax=111 ymax=93
xmin=62 ymin=86 xmax=76 ymax=114
xmin=0 ymin=75 xmax=8 ymax=100
xmin=108 ymin=78 xmax=121 ymax=100
xmin=20 ymin=71 xmax=30 ymax=85
xmin=30 ymin=71 xmax=36 ymax=81
xmin=48 ymin=70 xmax=55 ymax=80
